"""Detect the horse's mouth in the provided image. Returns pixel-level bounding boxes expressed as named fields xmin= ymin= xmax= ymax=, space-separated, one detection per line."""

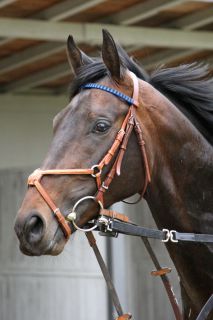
xmin=19 ymin=224 xmax=68 ymax=256
xmin=19 ymin=245 xmax=36 ymax=256
xmin=19 ymin=239 xmax=66 ymax=256
xmin=16 ymin=197 xmax=99 ymax=257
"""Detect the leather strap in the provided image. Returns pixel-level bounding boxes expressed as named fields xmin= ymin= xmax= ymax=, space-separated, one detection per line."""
xmin=116 ymin=112 xmax=135 ymax=176
xmin=100 ymin=208 xmax=129 ymax=223
xmin=86 ymin=232 xmax=125 ymax=317
xmin=30 ymin=179 xmax=71 ymax=239
xmin=99 ymin=108 xmax=131 ymax=169
xmin=134 ymin=119 xmax=151 ymax=192
xmin=96 ymin=72 xmax=151 ymax=204
xmin=142 ymin=238 xmax=183 ymax=320
xmin=116 ymin=314 xmax=132 ymax=320
xmin=122 ymin=118 xmax=151 ymax=205
xmin=151 ymin=267 xmax=171 ymax=276
xmin=128 ymin=71 xmax=139 ymax=107
xmin=28 ymin=168 xmax=94 ymax=180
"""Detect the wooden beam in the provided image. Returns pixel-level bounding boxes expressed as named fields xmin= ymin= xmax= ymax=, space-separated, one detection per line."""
xmin=0 ymin=0 xmax=104 ymax=53
xmin=0 ymin=0 xmax=19 ymax=43
xmin=0 ymin=18 xmax=213 ymax=50
xmin=4 ymin=62 xmax=70 ymax=92
xmin=168 ymin=7 xmax=213 ymax=30
xmin=142 ymin=49 xmax=200 ymax=70
xmin=135 ymin=7 xmax=213 ymax=70
xmin=0 ymin=0 xmax=16 ymax=9
xmin=107 ymin=0 xmax=184 ymax=25
xmin=0 ymin=0 xmax=190 ymax=74
xmin=0 ymin=3 xmax=212 ymax=76
xmin=0 ymin=42 xmax=65 ymax=74
xmin=34 ymin=0 xmax=105 ymax=21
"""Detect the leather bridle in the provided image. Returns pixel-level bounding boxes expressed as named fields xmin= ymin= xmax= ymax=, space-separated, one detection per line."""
xmin=27 ymin=71 xmax=213 ymax=320
xmin=28 ymin=71 xmax=151 ymax=239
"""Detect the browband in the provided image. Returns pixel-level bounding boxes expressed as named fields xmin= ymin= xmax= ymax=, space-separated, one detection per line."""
xmin=82 ymin=83 xmax=139 ymax=107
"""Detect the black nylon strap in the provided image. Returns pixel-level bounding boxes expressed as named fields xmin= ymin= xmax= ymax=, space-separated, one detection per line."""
xmin=109 ymin=220 xmax=166 ymax=240
xmin=175 ymin=232 xmax=213 ymax=243
xmin=99 ymin=219 xmax=213 ymax=243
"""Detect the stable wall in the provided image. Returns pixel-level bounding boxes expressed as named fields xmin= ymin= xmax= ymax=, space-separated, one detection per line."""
xmin=0 ymin=94 xmax=107 ymax=320
xmin=0 ymin=94 xmax=66 ymax=169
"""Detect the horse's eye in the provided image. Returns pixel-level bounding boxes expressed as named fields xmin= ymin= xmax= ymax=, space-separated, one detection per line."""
xmin=93 ymin=120 xmax=111 ymax=133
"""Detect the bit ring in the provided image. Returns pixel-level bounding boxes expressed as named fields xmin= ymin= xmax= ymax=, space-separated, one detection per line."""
xmin=66 ymin=196 xmax=103 ymax=232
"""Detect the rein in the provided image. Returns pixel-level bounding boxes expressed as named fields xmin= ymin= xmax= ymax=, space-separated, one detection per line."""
xmin=27 ymin=72 xmax=213 ymax=320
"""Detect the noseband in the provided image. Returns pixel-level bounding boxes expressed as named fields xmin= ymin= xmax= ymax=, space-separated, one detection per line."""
xmin=28 ymin=72 xmax=151 ymax=239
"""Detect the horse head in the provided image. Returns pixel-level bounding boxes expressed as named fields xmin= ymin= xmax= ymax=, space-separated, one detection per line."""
xmin=14 ymin=30 xmax=151 ymax=256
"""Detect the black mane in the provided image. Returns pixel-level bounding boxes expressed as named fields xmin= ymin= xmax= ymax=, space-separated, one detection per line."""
xmin=150 ymin=64 xmax=213 ymax=145
xmin=70 ymin=48 xmax=213 ymax=145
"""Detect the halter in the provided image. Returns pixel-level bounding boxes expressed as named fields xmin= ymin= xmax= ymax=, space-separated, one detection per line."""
xmin=27 ymin=71 xmax=151 ymax=239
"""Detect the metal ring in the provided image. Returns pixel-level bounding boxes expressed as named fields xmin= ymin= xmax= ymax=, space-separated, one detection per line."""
xmin=162 ymin=228 xmax=170 ymax=242
xmin=91 ymin=165 xmax=102 ymax=177
xmin=170 ymin=230 xmax=178 ymax=243
xmin=66 ymin=196 xmax=103 ymax=232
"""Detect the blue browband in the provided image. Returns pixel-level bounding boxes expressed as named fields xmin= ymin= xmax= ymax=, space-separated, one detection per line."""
xmin=81 ymin=83 xmax=134 ymax=105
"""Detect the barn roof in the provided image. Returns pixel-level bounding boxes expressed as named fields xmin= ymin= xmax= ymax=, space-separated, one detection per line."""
xmin=0 ymin=0 xmax=212 ymax=96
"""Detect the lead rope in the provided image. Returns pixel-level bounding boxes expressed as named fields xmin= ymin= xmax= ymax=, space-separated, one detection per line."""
xmin=85 ymin=227 xmax=182 ymax=320
xmin=141 ymin=238 xmax=183 ymax=320
xmin=86 ymin=231 xmax=132 ymax=320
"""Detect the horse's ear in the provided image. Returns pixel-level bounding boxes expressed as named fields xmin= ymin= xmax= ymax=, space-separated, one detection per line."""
xmin=102 ymin=29 xmax=121 ymax=81
xmin=67 ymin=35 xmax=93 ymax=74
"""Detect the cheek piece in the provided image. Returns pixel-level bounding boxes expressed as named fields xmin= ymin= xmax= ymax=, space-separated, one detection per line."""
xmin=27 ymin=71 xmax=151 ymax=239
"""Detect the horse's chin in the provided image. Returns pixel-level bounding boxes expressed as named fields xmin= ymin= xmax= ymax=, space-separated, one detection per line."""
xmin=44 ymin=240 xmax=66 ymax=256
xmin=19 ymin=240 xmax=66 ymax=256
xmin=19 ymin=228 xmax=67 ymax=257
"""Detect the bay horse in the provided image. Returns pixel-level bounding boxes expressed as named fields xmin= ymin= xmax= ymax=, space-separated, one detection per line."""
xmin=14 ymin=30 xmax=213 ymax=320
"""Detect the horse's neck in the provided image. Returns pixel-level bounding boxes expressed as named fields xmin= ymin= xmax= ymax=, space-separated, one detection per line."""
xmin=147 ymin=135 xmax=213 ymax=233
xmin=145 ymin=101 xmax=213 ymax=251
xmin=145 ymin=136 xmax=213 ymax=314
xmin=139 ymin=80 xmax=213 ymax=233
xmin=138 ymin=81 xmax=213 ymax=314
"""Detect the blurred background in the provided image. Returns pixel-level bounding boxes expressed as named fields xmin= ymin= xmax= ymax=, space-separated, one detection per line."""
xmin=0 ymin=1 xmax=212 ymax=319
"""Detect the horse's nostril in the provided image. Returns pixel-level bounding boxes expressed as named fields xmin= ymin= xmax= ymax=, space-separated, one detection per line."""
xmin=24 ymin=214 xmax=45 ymax=243
xmin=29 ymin=216 xmax=43 ymax=235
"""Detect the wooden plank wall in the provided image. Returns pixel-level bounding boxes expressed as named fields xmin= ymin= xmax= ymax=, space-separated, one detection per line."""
xmin=0 ymin=169 xmax=182 ymax=320
xmin=0 ymin=168 xmax=107 ymax=320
